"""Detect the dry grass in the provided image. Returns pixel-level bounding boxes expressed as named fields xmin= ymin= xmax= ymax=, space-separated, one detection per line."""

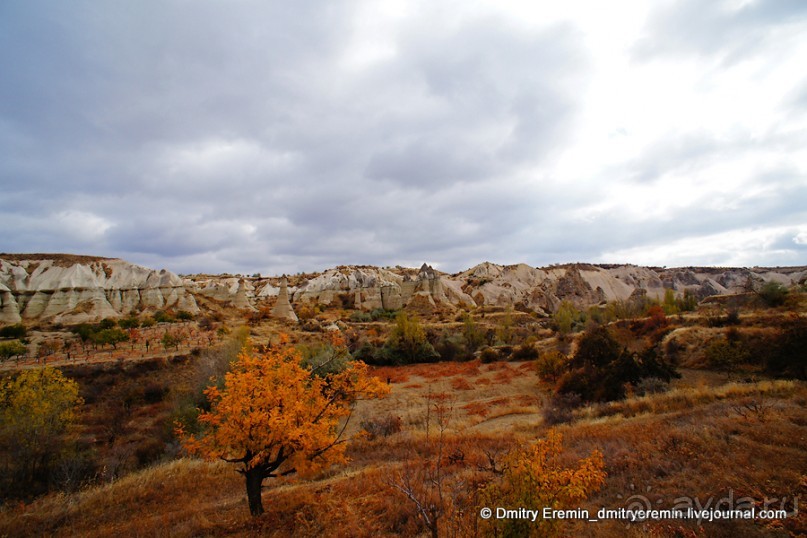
xmin=2 ymin=355 xmax=804 ymax=537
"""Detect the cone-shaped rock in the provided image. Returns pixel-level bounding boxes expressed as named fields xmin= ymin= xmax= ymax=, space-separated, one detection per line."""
xmin=271 ymin=278 xmax=298 ymax=322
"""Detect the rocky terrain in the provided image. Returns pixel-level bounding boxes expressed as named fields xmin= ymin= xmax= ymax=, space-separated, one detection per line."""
xmin=0 ymin=254 xmax=198 ymax=324
xmin=2 ymin=253 xmax=805 ymax=324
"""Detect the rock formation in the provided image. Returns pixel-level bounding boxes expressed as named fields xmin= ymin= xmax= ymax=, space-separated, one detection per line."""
xmin=271 ymin=278 xmax=298 ymax=322
xmin=1 ymin=253 xmax=804 ymax=325
xmin=0 ymin=254 xmax=198 ymax=324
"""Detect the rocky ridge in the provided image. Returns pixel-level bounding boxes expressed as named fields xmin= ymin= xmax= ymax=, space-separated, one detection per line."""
xmin=0 ymin=254 xmax=199 ymax=324
xmin=1 ymin=254 xmax=805 ymax=324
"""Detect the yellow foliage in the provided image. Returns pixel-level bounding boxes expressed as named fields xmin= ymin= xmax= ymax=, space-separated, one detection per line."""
xmin=480 ymin=429 xmax=606 ymax=537
xmin=0 ymin=367 xmax=83 ymax=486
xmin=0 ymin=367 xmax=83 ymax=453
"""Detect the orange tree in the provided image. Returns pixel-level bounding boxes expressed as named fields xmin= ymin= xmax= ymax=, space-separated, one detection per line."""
xmin=480 ymin=430 xmax=606 ymax=537
xmin=177 ymin=336 xmax=389 ymax=516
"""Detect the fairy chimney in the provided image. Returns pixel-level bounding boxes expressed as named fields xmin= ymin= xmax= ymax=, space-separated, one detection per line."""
xmin=271 ymin=277 xmax=298 ymax=323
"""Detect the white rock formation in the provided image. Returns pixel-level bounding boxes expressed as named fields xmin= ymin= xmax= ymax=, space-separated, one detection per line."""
xmin=0 ymin=255 xmax=198 ymax=324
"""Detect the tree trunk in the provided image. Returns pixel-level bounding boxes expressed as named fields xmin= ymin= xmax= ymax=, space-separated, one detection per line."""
xmin=245 ymin=468 xmax=265 ymax=516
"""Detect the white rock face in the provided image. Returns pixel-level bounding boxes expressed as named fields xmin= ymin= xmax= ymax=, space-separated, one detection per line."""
xmin=3 ymin=254 xmax=803 ymax=324
xmin=0 ymin=255 xmax=199 ymax=324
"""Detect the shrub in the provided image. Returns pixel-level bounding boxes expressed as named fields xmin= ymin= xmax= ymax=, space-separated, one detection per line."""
xmin=535 ymin=350 xmax=566 ymax=383
xmin=705 ymin=338 xmax=750 ymax=371
xmin=0 ymin=323 xmax=27 ymax=339
xmin=153 ymin=310 xmax=176 ymax=323
xmin=479 ymin=430 xmax=606 ymax=537
xmin=98 ymin=318 xmax=117 ymax=330
xmin=559 ymin=328 xmax=679 ymax=402
xmin=542 ymin=392 xmax=582 ymax=425
xmin=0 ymin=340 xmax=27 ymax=362
xmin=143 ymin=383 xmax=168 ymax=404
xmin=0 ymin=368 xmax=83 ymax=497
xmin=634 ymin=377 xmax=670 ymax=396
xmin=433 ymin=334 xmax=469 ymax=362
xmin=570 ymin=326 xmax=621 ymax=369
xmin=360 ymin=415 xmax=403 ymax=440
xmin=349 ymin=311 xmax=372 ymax=322
xmin=762 ymin=318 xmax=807 ymax=379
xmin=479 ymin=347 xmax=499 ymax=363
xmin=758 ymin=281 xmax=788 ymax=307
xmin=462 ymin=314 xmax=485 ymax=353
xmin=378 ymin=312 xmax=438 ymax=365
xmin=511 ymin=343 xmax=539 ymax=361
xmin=118 ymin=316 xmax=140 ymax=329
xmin=553 ymin=301 xmax=581 ymax=334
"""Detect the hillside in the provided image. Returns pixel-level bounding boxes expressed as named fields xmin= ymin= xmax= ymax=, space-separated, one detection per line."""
xmin=0 ymin=254 xmax=198 ymax=324
xmin=2 ymin=254 xmax=805 ymax=324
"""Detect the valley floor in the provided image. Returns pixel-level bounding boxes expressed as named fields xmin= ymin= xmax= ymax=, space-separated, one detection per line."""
xmin=1 ymin=362 xmax=804 ymax=537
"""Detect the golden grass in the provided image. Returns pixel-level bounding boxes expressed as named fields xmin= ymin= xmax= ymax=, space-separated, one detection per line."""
xmin=2 ymin=355 xmax=804 ymax=538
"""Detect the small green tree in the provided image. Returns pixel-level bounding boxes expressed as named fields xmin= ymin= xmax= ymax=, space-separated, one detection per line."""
xmin=758 ymin=281 xmax=788 ymax=307
xmin=535 ymin=350 xmax=566 ymax=383
xmin=93 ymin=328 xmax=129 ymax=350
xmin=662 ymin=289 xmax=678 ymax=315
xmin=553 ymin=301 xmax=579 ymax=334
xmin=462 ymin=314 xmax=485 ymax=353
xmin=381 ymin=312 xmax=438 ymax=365
xmin=496 ymin=308 xmax=515 ymax=344
xmin=0 ymin=340 xmax=27 ymax=362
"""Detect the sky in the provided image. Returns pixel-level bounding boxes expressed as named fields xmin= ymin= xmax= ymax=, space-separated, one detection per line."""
xmin=1 ymin=0 xmax=806 ymax=275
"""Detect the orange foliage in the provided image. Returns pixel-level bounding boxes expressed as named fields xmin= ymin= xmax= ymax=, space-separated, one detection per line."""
xmin=480 ymin=430 xmax=606 ymax=537
xmin=177 ymin=335 xmax=389 ymax=516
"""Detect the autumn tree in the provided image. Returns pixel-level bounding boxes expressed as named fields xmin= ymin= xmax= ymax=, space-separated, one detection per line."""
xmin=480 ymin=430 xmax=606 ymax=537
xmin=0 ymin=368 xmax=83 ymax=493
xmin=178 ymin=336 xmax=389 ymax=516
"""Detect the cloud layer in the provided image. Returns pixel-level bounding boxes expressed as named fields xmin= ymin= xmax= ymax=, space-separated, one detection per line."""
xmin=1 ymin=1 xmax=805 ymax=274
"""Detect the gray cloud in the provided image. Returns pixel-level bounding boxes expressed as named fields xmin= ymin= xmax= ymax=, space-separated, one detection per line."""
xmin=1 ymin=1 xmax=805 ymax=274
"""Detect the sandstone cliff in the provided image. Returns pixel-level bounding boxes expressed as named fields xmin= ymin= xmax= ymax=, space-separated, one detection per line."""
xmin=0 ymin=254 xmax=199 ymax=324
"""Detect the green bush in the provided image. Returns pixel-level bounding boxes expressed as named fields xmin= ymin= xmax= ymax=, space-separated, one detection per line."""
xmin=0 ymin=323 xmax=27 ymax=339
xmin=153 ymin=310 xmax=176 ymax=323
xmin=536 ymin=350 xmax=566 ymax=383
xmin=511 ymin=343 xmax=539 ymax=361
xmin=0 ymin=340 xmax=27 ymax=361
xmin=118 ymin=316 xmax=140 ymax=329
xmin=758 ymin=281 xmax=788 ymax=307
xmin=377 ymin=312 xmax=438 ymax=365
xmin=557 ymin=327 xmax=679 ymax=402
xmin=349 ymin=311 xmax=372 ymax=322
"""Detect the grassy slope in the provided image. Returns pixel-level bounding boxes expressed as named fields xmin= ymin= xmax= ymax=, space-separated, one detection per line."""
xmin=1 ymin=361 xmax=804 ymax=538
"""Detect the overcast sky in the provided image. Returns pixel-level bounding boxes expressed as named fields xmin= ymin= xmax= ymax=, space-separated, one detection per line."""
xmin=1 ymin=1 xmax=806 ymax=275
